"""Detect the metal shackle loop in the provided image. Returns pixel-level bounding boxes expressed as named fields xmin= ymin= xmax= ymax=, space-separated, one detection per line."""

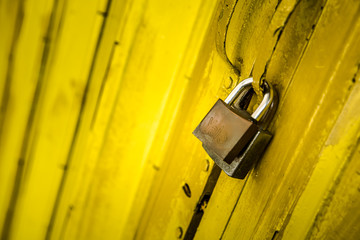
xmin=224 ymin=77 xmax=276 ymax=123
xmin=224 ymin=77 xmax=253 ymax=105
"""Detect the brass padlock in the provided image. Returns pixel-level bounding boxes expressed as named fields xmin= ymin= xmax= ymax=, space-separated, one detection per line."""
xmin=193 ymin=77 xmax=278 ymax=179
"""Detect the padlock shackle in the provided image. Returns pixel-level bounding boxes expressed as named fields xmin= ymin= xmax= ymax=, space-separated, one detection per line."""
xmin=224 ymin=77 xmax=276 ymax=123
xmin=224 ymin=77 xmax=253 ymax=105
xmin=251 ymin=80 xmax=274 ymax=121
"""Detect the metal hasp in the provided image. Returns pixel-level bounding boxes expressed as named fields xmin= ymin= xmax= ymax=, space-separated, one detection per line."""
xmin=193 ymin=77 xmax=278 ymax=179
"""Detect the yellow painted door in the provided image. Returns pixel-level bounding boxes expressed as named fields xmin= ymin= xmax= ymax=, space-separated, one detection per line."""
xmin=1 ymin=0 xmax=360 ymax=240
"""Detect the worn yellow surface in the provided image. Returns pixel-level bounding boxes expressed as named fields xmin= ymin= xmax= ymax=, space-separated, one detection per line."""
xmin=284 ymin=79 xmax=360 ymax=240
xmin=1 ymin=0 xmax=360 ymax=239
xmin=1 ymin=0 xmax=219 ymax=239
xmin=197 ymin=0 xmax=360 ymax=239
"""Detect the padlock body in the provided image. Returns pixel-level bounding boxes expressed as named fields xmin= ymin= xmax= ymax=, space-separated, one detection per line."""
xmin=206 ymin=129 xmax=273 ymax=179
xmin=193 ymin=99 xmax=258 ymax=163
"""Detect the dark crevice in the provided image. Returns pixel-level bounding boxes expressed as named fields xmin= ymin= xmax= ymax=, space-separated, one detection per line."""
xmin=271 ymin=230 xmax=279 ymax=240
xmin=275 ymin=0 xmax=282 ymax=11
xmin=219 ymin=173 xmax=249 ymax=240
xmin=1 ymin=158 xmax=24 ymax=240
xmin=90 ymin=41 xmax=119 ymax=129
xmin=248 ymin=2 xmax=329 ymax=238
xmin=279 ymin=0 xmax=328 ymax=103
xmin=260 ymin=0 xmax=299 ymax=82
xmin=97 ymin=11 xmax=108 ymax=18
xmin=184 ymin=165 xmax=221 ymax=240
xmin=273 ymin=26 xmax=283 ymax=37
xmin=220 ymin=0 xmax=240 ymax=75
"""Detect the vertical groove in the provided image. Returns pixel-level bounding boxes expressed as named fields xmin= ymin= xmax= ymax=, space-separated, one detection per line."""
xmin=0 ymin=0 xmax=25 ymax=151
xmin=1 ymin=0 xmax=62 ymax=239
xmin=219 ymin=175 xmax=249 ymax=240
xmin=45 ymin=0 xmax=113 ymax=239
xmin=90 ymin=40 xmax=118 ymax=129
xmin=221 ymin=0 xmax=240 ymax=74
xmin=183 ymin=166 xmax=221 ymax=240
xmin=306 ymin=136 xmax=360 ymax=238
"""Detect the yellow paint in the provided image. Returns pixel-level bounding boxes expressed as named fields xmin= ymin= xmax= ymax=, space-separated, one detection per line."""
xmin=47 ymin=0 xmax=219 ymax=239
xmin=0 ymin=0 xmax=106 ymax=238
xmin=1 ymin=0 xmax=360 ymax=239
xmin=0 ymin=0 xmax=56 ymax=237
xmin=308 ymin=144 xmax=360 ymax=240
xmin=220 ymin=0 xmax=360 ymax=239
xmin=197 ymin=0 xmax=360 ymax=239
xmin=283 ymin=82 xmax=360 ymax=240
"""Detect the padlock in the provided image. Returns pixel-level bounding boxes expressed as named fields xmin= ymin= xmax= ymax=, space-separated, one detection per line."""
xmin=193 ymin=77 xmax=277 ymax=179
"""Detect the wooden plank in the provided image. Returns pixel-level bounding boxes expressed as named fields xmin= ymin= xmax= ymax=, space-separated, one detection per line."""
xmin=97 ymin=1 xmax=218 ymax=239
xmin=50 ymin=1 xmax=148 ymax=239
xmin=2 ymin=0 xmax=358 ymax=239
xmin=46 ymin=0 xmax=129 ymax=239
xmin=283 ymin=80 xmax=360 ymax=239
xmin=221 ymin=0 xmax=360 ymax=239
xmin=0 ymin=0 xmax=21 ymax=108
xmin=0 ymin=0 xmax=23 ymax=231
xmin=309 ymin=144 xmax=360 ymax=240
xmin=135 ymin=48 xmax=227 ymax=240
xmin=195 ymin=0 xmax=324 ymax=238
xmin=45 ymin=0 xmax=218 ymax=239
xmin=0 ymin=0 xmax=55 ymax=237
xmin=0 ymin=0 xmax=106 ymax=239
xmin=131 ymin=1 xmax=247 ymax=239
xmin=121 ymin=0 xmax=220 ymax=239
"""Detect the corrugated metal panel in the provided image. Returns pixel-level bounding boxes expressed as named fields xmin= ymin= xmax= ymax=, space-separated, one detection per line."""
xmin=1 ymin=0 xmax=360 ymax=239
